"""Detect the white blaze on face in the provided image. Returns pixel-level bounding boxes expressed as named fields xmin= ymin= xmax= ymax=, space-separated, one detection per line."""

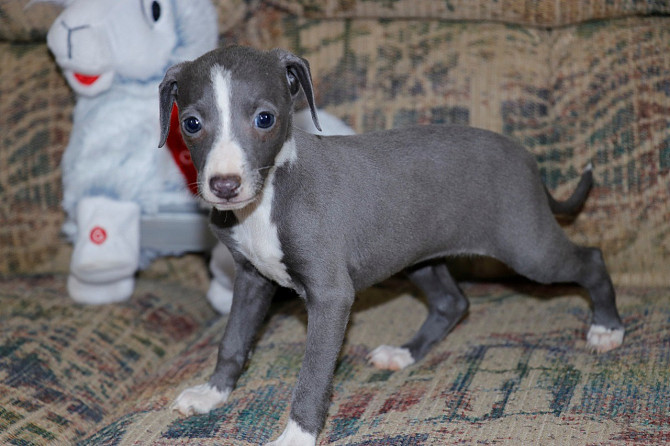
xmin=202 ymin=66 xmax=255 ymax=208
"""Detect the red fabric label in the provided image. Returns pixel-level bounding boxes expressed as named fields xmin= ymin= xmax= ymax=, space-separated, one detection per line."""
xmin=166 ymin=104 xmax=198 ymax=195
xmin=90 ymin=226 xmax=107 ymax=245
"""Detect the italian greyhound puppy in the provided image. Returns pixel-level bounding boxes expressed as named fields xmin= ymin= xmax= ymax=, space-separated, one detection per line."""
xmin=158 ymin=45 xmax=624 ymax=446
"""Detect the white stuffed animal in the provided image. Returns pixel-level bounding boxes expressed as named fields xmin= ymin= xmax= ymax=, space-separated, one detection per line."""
xmin=35 ymin=0 xmax=354 ymax=311
xmin=35 ymin=0 xmax=224 ymax=305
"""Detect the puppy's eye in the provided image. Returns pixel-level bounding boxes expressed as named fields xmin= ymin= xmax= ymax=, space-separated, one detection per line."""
xmin=183 ymin=117 xmax=201 ymax=134
xmin=255 ymin=112 xmax=275 ymax=129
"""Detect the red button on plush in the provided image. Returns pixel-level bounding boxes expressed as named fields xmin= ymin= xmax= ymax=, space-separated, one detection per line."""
xmin=90 ymin=226 xmax=107 ymax=245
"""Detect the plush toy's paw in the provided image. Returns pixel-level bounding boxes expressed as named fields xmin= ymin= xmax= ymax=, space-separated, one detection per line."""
xmin=71 ymin=197 xmax=140 ymax=280
xmin=207 ymin=242 xmax=235 ymax=314
xmin=68 ymin=197 xmax=140 ymax=304
xmin=266 ymin=419 xmax=316 ymax=446
xmin=207 ymin=279 xmax=234 ymax=314
xmin=587 ymin=325 xmax=625 ymax=353
xmin=67 ymin=274 xmax=134 ymax=305
xmin=172 ymin=384 xmax=230 ymax=416
xmin=367 ymin=345 xmax=415 ymax=370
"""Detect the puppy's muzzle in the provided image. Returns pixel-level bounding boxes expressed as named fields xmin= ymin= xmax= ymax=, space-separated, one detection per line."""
xmin=209 ymin=175 xmax=242 ymax=200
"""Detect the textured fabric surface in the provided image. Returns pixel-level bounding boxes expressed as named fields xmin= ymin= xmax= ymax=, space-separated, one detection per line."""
xmin=273 ymin=0 xmax=670 ymax=26
xmin=2 ymin=1 xmax=669 ymax=444
xmin=0 ymin=275 xmax=219 ymax=445
xmin=4 ymin=12 xmax=668 ymax=284
xmin=4 ymin=0 xmax=670 ymax=42
xmin=1 ymin=276 xmax=668 ymax=445
xmin=0 ymin=42 xmax=72 ymax=274
xmin=0 ymin=1 xmax=61 ymax=42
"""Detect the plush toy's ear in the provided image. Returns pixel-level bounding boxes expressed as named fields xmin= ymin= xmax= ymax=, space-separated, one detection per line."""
xmin=158 ymin=64 xmax=183 ymax=148
xmin=274 ymin=49 xmax=321 ymax=132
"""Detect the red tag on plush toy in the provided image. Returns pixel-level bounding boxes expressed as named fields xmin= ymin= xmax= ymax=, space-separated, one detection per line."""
xmin=166 ymin=104 xmax=198 ymax=195
xmin=89 ymin=226 xmax=107 ymax=245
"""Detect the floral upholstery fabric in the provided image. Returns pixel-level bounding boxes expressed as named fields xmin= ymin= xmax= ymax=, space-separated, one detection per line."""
xmin=1 ymin=0 xmax=669 ymax=444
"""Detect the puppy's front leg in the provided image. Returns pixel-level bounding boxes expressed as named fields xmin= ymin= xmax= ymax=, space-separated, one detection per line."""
xmin=173 ymin=260 xmax=276 ymax=415
xmin=268 ymin=287 xmax=354 ymax=446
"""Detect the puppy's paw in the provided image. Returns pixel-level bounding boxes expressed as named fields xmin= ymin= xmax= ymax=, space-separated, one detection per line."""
xmin=586 ymin=325 xmax=625 ymax=353
xmin=266 ymin=419 xmax=316 ymax=446
xmin=172 ymin=383 xmax=230 ymax=416
xmin=367 ymin=345 xmax=415 ymax=370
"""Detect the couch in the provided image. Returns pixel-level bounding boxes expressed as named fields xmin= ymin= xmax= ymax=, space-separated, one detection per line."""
xmin=1 ymin=0 xmax=669 ymax=444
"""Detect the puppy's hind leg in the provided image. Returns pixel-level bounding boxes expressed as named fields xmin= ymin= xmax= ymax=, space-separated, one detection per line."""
xmin=505 ymin=238 xmax=624 ymax=353
xmin=576 ymin=247 xmax=625 ymax=352
xmin=368 ymin=263 xmax=469 ymax=370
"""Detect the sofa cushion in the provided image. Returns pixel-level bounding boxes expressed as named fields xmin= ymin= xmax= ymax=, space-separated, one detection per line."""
xmin=251 ymin=0 xmax=670 ymax=26
xmin=3 ymin=15 xmax=669 ymax=284
xmin=3 ymin=276 xmax=666 ymax=444
xmin=0 ymin=274 xmax=220 ymax=445
xmin=4 ymin=0 xmax=669 ymax=43
xmin=0 ymin=1 xmax=60 ymax=43
xmin=0 ymin=43 xmax=71 ymax=275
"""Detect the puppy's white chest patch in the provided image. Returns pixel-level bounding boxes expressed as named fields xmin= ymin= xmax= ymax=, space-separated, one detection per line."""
xmin=232 ymin=170 xmax=291 ymax=288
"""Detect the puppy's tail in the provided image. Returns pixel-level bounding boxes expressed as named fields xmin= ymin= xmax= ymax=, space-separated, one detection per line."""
xmin=545 ymin=162 xmax=594 ymax=218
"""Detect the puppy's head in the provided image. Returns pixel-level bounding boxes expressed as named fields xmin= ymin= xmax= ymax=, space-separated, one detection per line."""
xmin=158 ymin=46 xmax=321 ymax=210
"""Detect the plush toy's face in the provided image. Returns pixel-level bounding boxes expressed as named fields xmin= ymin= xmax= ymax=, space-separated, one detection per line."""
xmin=46 ymin=0 xmax=178 ymax=96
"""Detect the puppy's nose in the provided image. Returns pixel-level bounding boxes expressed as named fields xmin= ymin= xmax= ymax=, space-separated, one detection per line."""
xmin=209 ymin=175 xmax=241 ymax=200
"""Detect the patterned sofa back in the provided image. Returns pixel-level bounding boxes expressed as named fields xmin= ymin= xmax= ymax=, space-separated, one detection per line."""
xmin=3 ymin=0 xmax=669 ymax=42
xmin=1 ymin=0 xmax=668 ymax=286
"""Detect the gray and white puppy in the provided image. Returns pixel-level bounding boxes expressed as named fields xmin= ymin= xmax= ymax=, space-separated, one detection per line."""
xmin=158 ymin=45 xmax=624 ymax=446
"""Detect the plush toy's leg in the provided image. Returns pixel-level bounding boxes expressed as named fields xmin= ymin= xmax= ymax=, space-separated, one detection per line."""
xmin=67 ymin=196 xmax=140 ymax=304
xmin=207 ymin=242 xmax=235 ymax=314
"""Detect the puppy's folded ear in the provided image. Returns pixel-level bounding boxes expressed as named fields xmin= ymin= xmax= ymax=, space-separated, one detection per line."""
xmin=158 ymin=63 xmax=184 ymax=148
xmin=274 ymin=49 xmax=322 ymax=132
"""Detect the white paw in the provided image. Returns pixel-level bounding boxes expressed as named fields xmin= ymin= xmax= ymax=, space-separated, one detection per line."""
xmin=67 ymin=273 xmax=134 ymax=305
xmin=266 ymin=419 xmax=316 ymax=446
xmin=367 ymin=345 xmax=415 ymax=371
xmin=172 ymin=383 xmax=230 ymax=416
xmin=587 ymin=325 xmax=625 ymax=353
